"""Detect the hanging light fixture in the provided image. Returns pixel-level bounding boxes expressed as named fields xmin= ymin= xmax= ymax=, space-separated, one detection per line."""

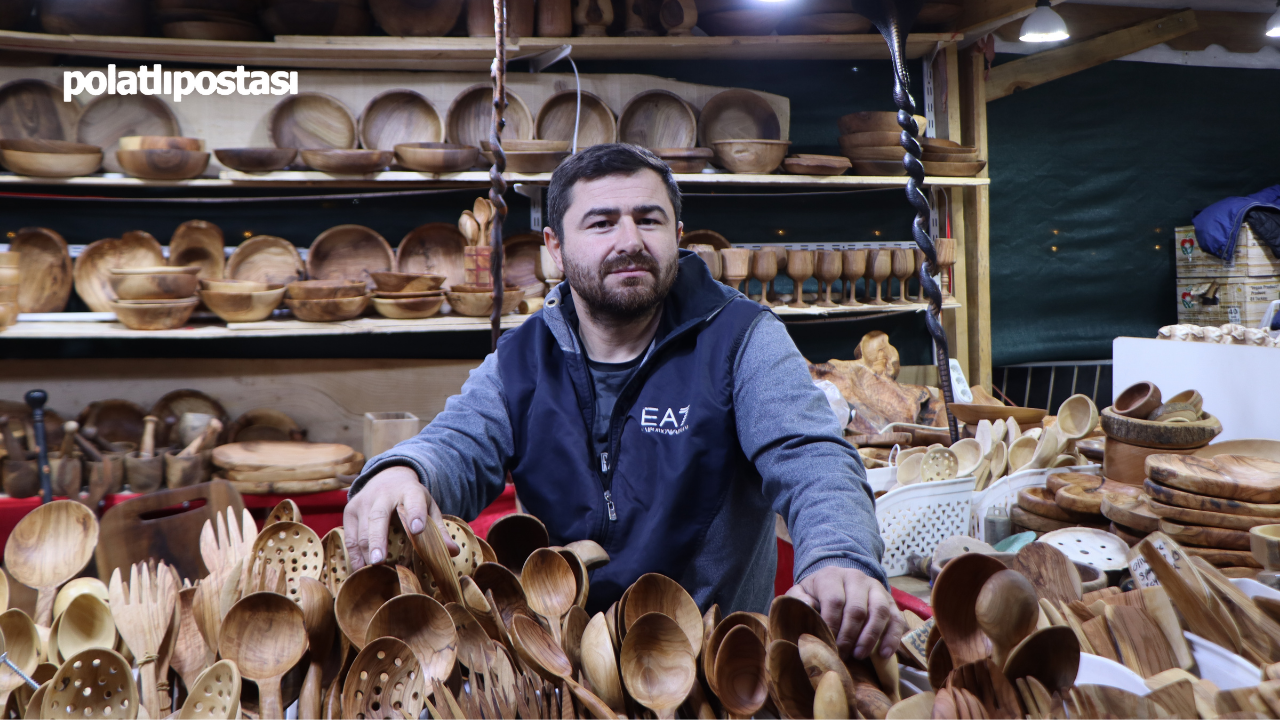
xmin=1020 ymin=0 xmax=1069 ymax=42
xmin=1267 ymin=0 xmax=1280 ymax=37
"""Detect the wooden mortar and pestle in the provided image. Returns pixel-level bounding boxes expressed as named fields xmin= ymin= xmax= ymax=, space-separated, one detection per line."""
xmin=124 ymin=415 xmax=164 ymax=493
xmin=76 ymin=428 xmax=125 ymax=497
xmin=164 ymin=417 xmax=220 ymax=489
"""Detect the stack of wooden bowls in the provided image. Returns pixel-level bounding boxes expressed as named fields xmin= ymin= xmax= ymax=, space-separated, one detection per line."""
xmin=155 ymin=0 xmax=264 ymax=40
xmin=199 ymin=279 xmax=286 ymax=323
xmin=1099 ymin=382 xmax=1221 ymax=485
xmin=1014 ymin=472 xmax=1141 ymax=537
xmin=369 ymin=271 xmax=446 ymax=319
xmin=0 ymin=139 xmax=102 ymax=178
xmin=836 ymin=111 xmax=919 ymax=176
xmin=700 ymin=89 xmax=789 ymax=174
xmin=261 ymin=0 xmax=374 ymax=36
xmin=108 ymin=266 xmax=201 ymax=330
xmin=212 ymin=440 xmax=362 ymax=494
xmin=921 ymin=137 xmax=986 ymax=177
xmin=0 ymin=251 xmax=19 ymax=330
xmin=481 ymin=140 xmax=570 ymax=174
xmin=446 ymin=283 xmax=524 ymax=317
xmin=116 ymin=136 xmax=210 ymax=180
xmin=284 ymin=279 xmax=370 ymax=321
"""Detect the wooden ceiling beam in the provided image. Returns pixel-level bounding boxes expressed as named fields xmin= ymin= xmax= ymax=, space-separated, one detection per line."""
xmin=956 ymin=0 xmax=1070 ymax=38
xmin=986 ymin=9 xmax=1199 ymax=101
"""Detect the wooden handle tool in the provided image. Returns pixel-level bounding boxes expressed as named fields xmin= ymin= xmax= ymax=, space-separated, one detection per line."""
xmin=74 ymin=432 xmax=103 ymax=463
xmin=24 ymin=390 xmax=54 ymax=504
xmin=140 ymin=416 xmax=157 ymax=459
xmin=178 ymin=418 xmax=221 ymax=458
xmin=59 ymin=421 xmax=78 ymax=457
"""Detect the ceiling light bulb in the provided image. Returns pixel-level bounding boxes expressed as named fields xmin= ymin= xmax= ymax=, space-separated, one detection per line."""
xmin=1267 ymin=1 xmax=1280 ymax=38
xmin=1020 ymin=0 xmax=1069 ymax=42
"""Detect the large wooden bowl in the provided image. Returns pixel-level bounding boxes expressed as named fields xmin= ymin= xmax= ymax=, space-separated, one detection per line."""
xmin=396 ymin=223 xmax=466 ymax=288
xmin=371 ymin=295 xmax=445 ymax=319
xmin=922 ymin=160 xmax=986 ymax=177
xmin=536 ymin=90 xmax=616 ymax=149
xmin=394 ymin=142 xmax=478 ymax=173
xmin=40 ymin=0 xmax=147 ymax=35
xmin=260 ymin=0 xmax=373 ymax=35
xmin=285 ymin=294 xmax=370 ymax=322
xmin=699 ymin=89 xmax=780 ymax=145
xmin=269 ymin=93 xmax=357 ymax=150
xmin=118 ymin=135 xmax=203 ymax=151
xmin=200 ymin=287 xmax=286 ymax=323
xmin=227 ymin=235 xmax=305 ymax=286
xmin=110 ymin=298 xmax=200 ymax=330
xmin=446 ymin=287 xmax=523 ymax=316
xmin=697 ymin=9 xmax=781 ymax=35
xmin=76 ymin=94 xmax=180 ymax=174
xmin=1099 ymin=406 xmax=1222 ymax=450
xmin=836 ymin=111 xmax=901 ymax=134
xmin=358 ymin=89 xmax=442 ymax=151
xmin=307 ymin=225 xmax=395 ymax=286
xmin=0 ymin=79 xmax=81 ymax=143
xmin=369 ymin=0 xmax=465 ymax=35
xmin=10 ymin=227 xmax=72 ymax=313
xmin=214 ymin=148 xmax=297 ymax=172
xmin=369 ymin=272 xmax=446 ymax=293
xmin=286 ymin=279 xmax=368 ymax=300
xmin=947 ymin=402 xmax=1046 ymax=426
xmin=445 ymin=85 xmax=532 ymax=148
xmin=73 ymin=232 xmax=166 ymax=313
xmin=0 ymin=139 xmax=101 ymax=178
xmin=710 ymin=140 xmax=789 ymax=174
xmin=618 ymin=90 xmax=697 ymax=150
xmin=107 ymin=266 xmax=200 ymax=300
xmin=116 ymin=149 xmax=209 ymax=180
xmin=504 ymin=150 xmax=569 ymax=174
xmin=299 ymin=149 xmax=392 ymax=174
xmin=656 ymin=147 xmax=713 ymax=173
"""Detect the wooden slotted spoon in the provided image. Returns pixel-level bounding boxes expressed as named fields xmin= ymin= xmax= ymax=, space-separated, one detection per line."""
xmin=365 ymin=592 xmax=458 ymax=686
xmin=41 ymin=648 xmax=138 ymax=719
xmin=249 ymin=520 xmax=323 ymax=592
xmin=4 ymin=499 xmax=99 ymax=625
xmin=341 ymin=636 xmax=426 ymax=719
xmin=109 ymin=561 xmax=178 ymax=719
xmin=178 ymin=659 xmax=241 ymax=720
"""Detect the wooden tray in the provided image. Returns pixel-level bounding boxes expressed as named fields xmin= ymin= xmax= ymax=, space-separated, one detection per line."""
xmin=1194 ymin=439 xmax=1280 ymax=463
xmin=212 ymin=441 xmax=355 ymax=471
xmin=1146 ymin=497 xmax=1274 ymax=532
xmin=1099 ymin=407 xmax=1221 ymax=450
xmin=1010 ymin=506 xmax=1104 ymax=534
xmin=1099 ymin=495 xmax=1159 ymax=534
xmin=1157 ymin=520 xmax=1250 ymax=551
xmin=1144 ymin=478 xmax=1280 ymax=518
xmin=223 ymin=455 xmax=363 ymax=482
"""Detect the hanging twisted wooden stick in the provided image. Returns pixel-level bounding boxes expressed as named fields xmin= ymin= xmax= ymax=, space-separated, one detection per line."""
xmin=488 ymin=0 xmax=510 ymax=351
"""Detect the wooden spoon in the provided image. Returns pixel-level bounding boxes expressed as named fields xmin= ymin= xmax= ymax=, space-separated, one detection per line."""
xmin=293 ymin=577 xmax=336 ymax=720
xmin=109 ymin=561 xmax=178 ymax=719
xmin=580 ymin=611 xmax=625 ymax=713
xmin=485 ymin=513 xmax=549 ymax=573
xmin=399 ymin=505 xmax=462 ymax=605
xmin=1012 ymin=543 xmax=1082 ymax=606
xmin=507 ymin=614 xmax=620 ymax=718
xmin=623 ymin=573 xmax=703 ymax=657
xmin=4 ymin=499 xmax=99 ymax=626
xmin=178 ymin=659 xmax=241 ymax=720
xmin=769 ymin=594 xmax=839 ymax=651
xmin=447 ymin=602 xmax=496 ymax=675
xmin=931 ymin=552 xmax=1007 ymax=666
xmin=522 ymin=547 xmax=576 ymax=646
xmin=814 ymin=670 xmax=849 ymax=719
xmin=0 ymin=610 xmax=38 ymax=710
xmin=341 ymin=636 xmax=426 ymax=719
xmin=41 ymin=648 xmax=137 ymax=720
xmin=766 ymin=638 xmax=815 ymax=719
xmin=55 ymin=593 xmax=116 ymax=660
xmin=1002 ymin=625 xmax=1079 ymax=694
xmin=975 ymin=569 xmax=1039 ymax=668
xmin=334 ymin=563 xmax=400 ymax=649
xmin=714 ymin=624 xmax=768 ymax=718
xmin=556 ymin=547 xmax=591 ymax=609
xmin=619 ymin=611 xmax=697 ymax=719
xmin=473 ymin=561 xmax=535 ymax=629
xmin=218 ymin=591 xmax=308 ymax=720
xmin=365 ymin=592 xmax=458 ymax=685
xmin=562 ymin=604 xmax=589 ymax=672
xmin=705 ymin=610 xmax=769 ymax=689
xmin=564 ymin=539 xmax=610 ymax=570
xmin=797 ymin=633 xmax=859 ymax=709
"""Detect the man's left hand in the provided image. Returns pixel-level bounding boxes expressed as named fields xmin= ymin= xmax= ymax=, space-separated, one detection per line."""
xmin=786 ymin=566 xmax=905 ymax=661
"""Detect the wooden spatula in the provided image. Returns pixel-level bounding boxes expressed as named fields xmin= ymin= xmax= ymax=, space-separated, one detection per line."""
xmin=1104 ymin=605 xmax=1177 ymax=678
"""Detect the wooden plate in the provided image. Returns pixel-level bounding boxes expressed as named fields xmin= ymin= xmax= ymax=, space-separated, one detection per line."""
xmin=212 ymin=441 xmax=354 ymax=471
xmin=679 ymin=229 xmax=730 ymax=250
xmin=1145 ymin=454 xmax=1280 ymax=503
xmin=1017 ymin=486 xmax=1096 ymax=524
xmin=1158 ymin=520 xmax=1250 ymax=551
xmin=536 ymin=90 xmax=616 ymax=149
xmin=699 ymin=89 xmax=780 ymax=145
xmin=948 ymin=402 xmax=1046 ymax=426
xmin=503 ymin=232 xmax=543 ymax=291
xmin=76 ymin=94 xmax=180 ymax=174
xmin=1046 ymin=472 xmax=1101 ymax=495
xmin=0 ymin=79 xmax=79 ymax=143
xmin=1010 ymin=506 xmax=1082 ymax=533
xmin=617 ymin=90 xmax=697 ymax=150
xmin=269 ymin=92 xmax=357 ymax=150
xmin=1100 ymin=495 xmax=1159 ymax=534
xmin=78 ymin=398 xmax=148 ymax=446
xmin=73 ymin=232 xmax=166 ymax=313
xmin=358 ymin=89 xmax=442 ymax=152
xmin=1055 ymin=481 xmax=1141 ymax=516
xmin=169 ymin=219 xmax=225 ymax=280
xmin=782 ymin=155 xmax=850 ymax=176
xmin=1146 ymin=497 xmax=1274 ymax=532
xmin=1144 ymin=478 xmax=1280 ymax=519
xmin=151 ymin=389 xmax=228 ymax=448
xmin=776 ymin=11 xmax=870 ymax=34
xmin=307 ymin=225 xmax=394 ymax=288
xmin=226 ymin=235 xmax=305 ymax=286
xmin=396 ymin=222 xmax=467 ymax=289
xmin=922 ymin=160 xmax=986 ymax=177
xmin=10 ymin=226 xmax=72 ymax=312
xmin=445 ymin=84 xmax=532 ymax=148
xmin=1099 ymin=407 xmax=1221 ymax=450
xmin=1194 ymin=439 xmax=1280 ymax=462
xmin=1037 ymin=528 xmax=1129 ymax=572
xmin=227 ymin=408 xmax=303 ymax=444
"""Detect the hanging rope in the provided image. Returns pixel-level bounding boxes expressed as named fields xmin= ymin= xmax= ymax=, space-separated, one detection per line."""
xmin=489 ymin=0 xmax=510 ymax=351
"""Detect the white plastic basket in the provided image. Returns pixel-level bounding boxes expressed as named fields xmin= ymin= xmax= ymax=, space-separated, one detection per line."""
xmin=969 ymin=465 xmax=1102 ymax=539
xmin=876 ymin=475 xmax=977 ymax=577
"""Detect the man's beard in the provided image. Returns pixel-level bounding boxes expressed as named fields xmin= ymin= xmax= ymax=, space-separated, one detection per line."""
xmin=562 ymin=246 xmax=678 ymax=324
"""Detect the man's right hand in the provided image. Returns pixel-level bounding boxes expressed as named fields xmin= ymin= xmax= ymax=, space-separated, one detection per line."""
xmin=343 ymin=465 xmax=459 ymax=570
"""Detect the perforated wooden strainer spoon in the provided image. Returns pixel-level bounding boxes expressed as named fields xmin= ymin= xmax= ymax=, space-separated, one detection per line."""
xmin=178 ymin=659 xmax=241 ymax=720
xmin=249 ymin=520 xmax=323 ymax=593
xmin=341 ymin=636 xmax=426 ymax=719
xmin=41 ymin=647 xmax=137 ymax=720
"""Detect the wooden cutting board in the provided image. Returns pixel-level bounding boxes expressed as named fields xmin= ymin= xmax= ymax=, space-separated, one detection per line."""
xmin=1047 ymin=472 xmax=1102 ymax=494
xmin=1018 ymin=487 xmax=1098 ymax=523
xmin=1157 ymin=520 xmax=1251 ymax=551
xmin=1144 ymin=478 xmax=1280 ymax=518
xmin=1056 ymin=481 xmax=1141 ymax=516
xmin=1146 ymin=497 xmax=1274 ymax=531
xmin=1100 ymin=496 xmax=1159 ymax=534
xmin=222 ymin=454 xmax=365 ymax=483
xmin=1147 ymin=454 xmax=1280 ymax=503
xmin=212 ymin=442 xmax=355 ymax=471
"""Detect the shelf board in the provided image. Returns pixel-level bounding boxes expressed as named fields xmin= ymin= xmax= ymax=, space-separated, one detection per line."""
xmin=0 ymin=30 xmax=956 ymax=70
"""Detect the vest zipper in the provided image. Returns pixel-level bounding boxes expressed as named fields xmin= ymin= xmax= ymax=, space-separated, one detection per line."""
xmin=600 ymin=453 xmax=617 ymax=520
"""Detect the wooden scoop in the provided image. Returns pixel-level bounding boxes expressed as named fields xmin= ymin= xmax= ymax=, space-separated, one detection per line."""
xmin=219 ymin=591 xmax=307 ymax=720
xmin=522 ymin=547 xmax=576 ymax=646
xmin=1002 ymin=625 xmax=1079 ymax=694
xmin=334 ymin=563 xmax=400 ymax=649
xmin=56 ymin=593 xmax=116 ymax=660
xmin=765 ymin=639 xmax=814 ymax=719
xmin=507 ymin=613 xmax=620 ymax=719
xmin=620 ymin=611 xmax=697 ymax=719
xmin=580 ymin=611 xmax=625 ymax=713
xmin=365 ymin=592 xmax=458 ymax=685
xmin=623 ymin=572 xmax=703 ymax=656
xmin=178 ymin=659 xmax=241 ymax=719
xmin=931 ymin=552 xmax=1007 ymax=666
xmin=0 ymin=610 xmax=39 ymax=710
xmin=4 ymin=499 xmax=99 ymax=625
xmin=714 ymin=624 xmax=768 ymax=718
xmin=975 ymin=569 xmax=1039 ymax=669
xmin=341 ymin=636 xmax=426 ymax=719
xmin=41 ymin=648 xmax=137 ymax=720
xmin=293 ymin=577 xmax=336 ymax=720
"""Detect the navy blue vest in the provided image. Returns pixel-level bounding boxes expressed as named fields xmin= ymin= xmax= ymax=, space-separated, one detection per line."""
xmin=497 ymin=252 xmax=768 ymax=614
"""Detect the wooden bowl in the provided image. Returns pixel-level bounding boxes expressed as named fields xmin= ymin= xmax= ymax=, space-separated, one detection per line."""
xmin=40 ymin=0 xmax=147 ymax=35
xmin=680 ymin=229 xmax=730 ymax=250
xmin=947 ymin=402 xmax=1046 ymax=426
xmin=922 ymin=151 xmax=980 ymax=163
xmin=1099 ymin=407 xmax=1221 ymax=450
xmin=286 ymin=279 xmax=368 ymax=300
xmin=656 ymin=147 xmax=713 ymax=173
xmin=307 ymin=225 xmax=395 ymax=286
xmin=446 ymin=288 xmax=524 ymax=316
xmin=838 ymin=131 xmax=901 ymax=150
xmin=485 ymin=139 xmax=571 ymax=153
xmin=776 ymin=11 xmax=870 ymax=34
xmin=710 ymin=140 xmax=789 ymax=174
xmin=161 ymin=20 xmax=264 ymax=40
xmin=371 ymin=295 xmax=445 ymax=319
xmin=299 ymin=149 xmax=393 ymax=174
xmin=9 ymin=227 xmax=72 ymax=313
xmin=285 ymin=295 xmax=369 ymax=322
xmin=922 ymin=160 xmax=986 ymax=177
xmin=782 ymin=154 xmax=850 ymax=176
xmin=837 ymin=111 xmax=900 ymax=134
xmin=358 ymin=89 xmax=442 ymax=151
xmin=396 ymin=223 xmax=467 ymax=288
xmin=76 ymin=94 xmax=180 ymax=174
xmin=618 ymin=90 xmax=697 ymax=150
xmin=698 ymin=9 xmax=781 ymax=35
xmin=699 ymin=89 xmax=780 ymax=145
xmin=226 ymin=235 xmax=305 ymax=286
xmin=369 ymin=0 xmax=465 ymax=35
xmin=214 ymin=148 xmax=298 ymax=173
xmin=536 ymin=90 xmax=617 ymax=149
xmin=372 ymin=289 xmax=444 ymax=299
xmin=850 ymin=160 xmax=906 ymax=176
xmin=107 ymin=267 xmax=200 ymax=300
xmin=115 ymin=149 xmax=210 ymax=180
xmin=200 ymin=287 xmax=286 ymax=323
xmin=446 ymin=85 xmax=533 ymax=148
xmin=504 ymin=150 xmax=569 ymax=174
xmin=394 ymin=142 xmax=478 ymax=173
xmin=369 ymin=271 xmax=445 ymax=293
xmin=202 ymin=278 xmax=271 ymax=293
xmin=921 ymin=139 xmax=976 ymax=154
xmin=0 ymin=79 xmax=80 ymax=145
xmin=1114 ymin=381 xmax=1161 ymax=419
xmin=269 ymin=93 xmax=357 ymax=150
xmin=261 ymin=0 xmax=373 ymax=35
xmin=73 ymin=233 xmax=166 ymax=313
xmin=118 ymin=135 xmax=203 ymax=151
xmin=1 ymin=148 xmax=101 ymax=177
xmin=840 ymin=145 xmax=903 ymax=161
xmin=1250 ymin=525 xmax=1280 ymax=571
xmin=110 ymin=297 xmax=200 ymax=330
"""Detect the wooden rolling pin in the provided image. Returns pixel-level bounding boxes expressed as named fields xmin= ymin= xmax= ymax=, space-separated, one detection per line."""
xmin=178 ymin=418 xmax=221 ymax=458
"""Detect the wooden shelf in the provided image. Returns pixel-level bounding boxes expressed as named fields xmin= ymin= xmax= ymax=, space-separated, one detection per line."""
xmin=0 ymin=30 xmax=956 ymax=71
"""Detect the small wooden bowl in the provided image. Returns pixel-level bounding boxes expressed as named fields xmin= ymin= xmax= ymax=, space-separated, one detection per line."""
xmin=446 ymin=288 xmax=524 ymax=316
xmin=1 ymin=148 xmax=101 ymax=178
xmin=285 ymin=294 xmax=370 ymax=322
xmin=200 ymin=287 xmax=286 ymax=323
xmin=782 ymin=154 xmax=850 ymax=176
xmin=394 ymin=142 xmax=478 ymax=173
xmin=1114 ymin=381 xmax=1161 ymax=419
xmin=656 ymin=147 xmax=713 ymax=173
xmin=269 ymin=92 xmax=358 ymax=150
xmin=698 ymin=9 xmax=781 ymax=35
xmin=202 ymin=278 xmax=271 ymax=293
xmin=445 ymin=84 xmax=533 ymax=148
xmin=108 ymin=267 xmax=200 ymax=300
xmin=214 ymin=148 xmax=298 ymax=173
xmin=618 ymin=90 xmax=697 ymax=149
xmin=535 ymin=90 xmax=617 ymax=149
xmin=850 ymin=159 xmax=906 ymax=177
xmin=286 ymin=280 xmax=368 ymax=300
xmin=504 ymin=151 xmax=569 ymax=174
xmin=699 ymin=89 xmax=780 ymax=145
xmin=922 ymin=160 xmax=986 ymax=177
xmin=307 ymin=225 xmax=395 ymax=285
xmin=840 ymin=146 xmax=903 ymax=161
xmin=115 ymin=149 xmax=210 ymax=180
xmin=118 ymin=135 xmax=204 ymax=151
xmin=358 ymin=89 xmax=442 ymax=151
xmin=710 ymin=140 xmax=789 ymax=174
xmin=110 ymin=297 xmax=200 ymax=330
xmin=372 ymin=295 xmax=445 ymax=319
xmin=300 ymin=149 xmax=393 ymax=174
xmin=369 ymin=271 xmax=446 ymax=293
xmin=836 ymin=111 xmax=900 ymax=134
xmin=368 ymin=0 xmax=466 ymax=36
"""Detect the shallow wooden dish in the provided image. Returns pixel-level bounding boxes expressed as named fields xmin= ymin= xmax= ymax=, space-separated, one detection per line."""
xmin=699 ymin=89 xmax=780 ymax=145
xmin=226 ymin=235 xmax=305 ymax=286
xmin=841 ymin=146 xmax=904 ymax=161
xmin=371 ymin=295 xmax=445 ymax=319
xmin=9 ymin=227 xmax=72 ymax=312
xmin=776 ymin=11 xmax=870 ymax=34
xmin=73 ymin=232 xmax=166 ymax=313
xmin=446 ymin=287 xmax=524 ymax=316
xmin=299 ymin=149 xmax=392 ymax=174
xmin=76 ymin=94 xmax=180 ymax=174
xmin=1099 ymin=407 xmax=1221 ymax=450
xmin=369 ymin=271 xmax=445 ymax=293
xmin=445 ymin=84 xmax=533 ymax=148
xmin=1 ymin=142 xmax=101 ymax=177
xmin=782 ymin=154 xmax=850 ymax=176
xmin=269 ymin=92 xmax=357 ymax=150
xmin=200 ymin=287 xmax=286 ymax=323
xmin=285 ymin=294 xmax=369 ymax=322
xmin=948 ymin=402 xmax=1046 ymax=426
xmin=397 ymin=223 xmax=467 ymax=288
xmin=261 ymin=0 xmax=373 ymax=36
xmin=850 ymin=160 xmax=906 ymax=177
xmin=618 ymin=90 xmax=697 ymax=149
xmin=504 ymin=150 xmax=569 ymax=174
xmin=358 ymin=89 xmax=442 ymax=151
xmin=697 ymin=9 xmax=781 ymax=35
xmin=536 ymin=90 xmax=617 ymax=149
xmin=108 ymin=267 xmax=200 ymax=300
xmin=393 ymin=142 xmax=478 ymax=173
xmin=837 ymin=111 xmax=901 ymax=134
xmin=169 ymin=218 xmax=225 ymax=280
xmin=711 ymin=140 xmax=789 ymax=174
xmin=214 ymin=148 xmax=298 ymax=173
xmin=111 ymin=297 xmax=200 ymax=330
xmin=0 ymin=79 xmax=80 ymax=144
xmin=656 ymin=147 xmax=713 ymax=173
xmin=922 ymin=160 xmax=986 ymax=177
xmin=118 ymin=135 xmax=203 ymax=151
xmin=369 ymin=0 xmax=465 ymax=35
xmin=307 ymin=225 xmax=394 ymax=286
xmin=116 ymin=149 xmax=210 ymax=180
xmin=286 ymin=279 xmax=368 ymax=300
xmin=838 ymin=131 xmax=901 ymax=150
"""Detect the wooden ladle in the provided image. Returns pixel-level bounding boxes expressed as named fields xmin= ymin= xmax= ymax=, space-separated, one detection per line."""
xmin=522 ymin=548 xmax=578 ymax=646
xmin=293 ymin=577 xmax=336 ymax=720
xmin=975 ymin=569 xmax=1039 ymax=669
xmin=0 ymin=610 xmax=39 ymax=711
xmin=55 ymin=593 xmax=117 ymax=660
xmin=508 ymin=614 xmax=621 ymax=719
xmin=931 ymin=552 xmax=1008 ymax=666
xmin=219 ymin=591 xmax=307 ymax=720
xmin=4 ymin=499 xmax=99 ymax=626
xmin=334 ymin=563 xmax=400 ymax=649
xmin=485 ymin=513 xmax=549 ymax=574
xmin=620 ymin=611 xmax=697 ymax=719
xmin=365 ymin=592 xmax=458 ymax=685
xmin=623 ymin=572 xmax=703 ymax=656
xmin=713 ymin=623 xmax=768 ymax=718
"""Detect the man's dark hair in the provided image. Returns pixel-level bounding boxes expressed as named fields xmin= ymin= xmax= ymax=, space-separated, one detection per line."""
xmin=546 ymin=143 xmax=682 ymax=241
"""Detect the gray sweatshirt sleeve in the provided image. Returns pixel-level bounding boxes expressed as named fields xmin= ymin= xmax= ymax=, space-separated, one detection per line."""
xmin=733 ymin=312 xmax=887 ymax=587
xmin=347 ymin=352 xmax=511 ymax=521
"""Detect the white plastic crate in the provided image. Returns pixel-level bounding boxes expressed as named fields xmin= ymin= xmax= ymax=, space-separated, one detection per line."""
xmin=876 ymin=476 xmax=977 ymax=577
xmin=969 ymin=465 xmax=1102 ymax=539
